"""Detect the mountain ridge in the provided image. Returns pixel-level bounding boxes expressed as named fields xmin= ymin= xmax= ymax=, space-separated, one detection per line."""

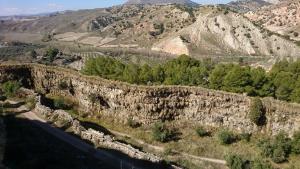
xmin=124 ymin=0 xmax=199 ymax=6
xmin=228 ymin=0 xmax=272 ymax=12
xmin=0 ymin=4 xmax=300 ymax=65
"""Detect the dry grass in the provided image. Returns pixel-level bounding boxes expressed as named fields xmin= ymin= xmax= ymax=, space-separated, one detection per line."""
xmin=67 ymin=113 xmax=300 ymax=169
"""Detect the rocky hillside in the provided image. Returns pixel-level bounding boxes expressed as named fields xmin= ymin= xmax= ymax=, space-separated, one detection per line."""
xmin=227 ymin=0 xmax=272 ymax=12
xmin=0 ymin=5 xmax=199 ymax=48
xmin=153 ymin=6 xmax=300 ymax=59
xmin=245 ymin=0 xmax=300 ymax=41
xmin=125 ymin=0 xmax=198 ymax=6
xmin=0 ymin=8 xmax=108 ymax=34
xmin=1 ymin=4 xmax=300 ymax=61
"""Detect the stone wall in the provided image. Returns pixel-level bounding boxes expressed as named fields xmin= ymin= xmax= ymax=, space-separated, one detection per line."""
xmin=33 ymin=96 xmax=161 ymax=163
xmin=1 ymin=64 xmax=300 ymax=136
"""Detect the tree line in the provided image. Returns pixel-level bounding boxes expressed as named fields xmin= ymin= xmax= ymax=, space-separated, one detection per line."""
xmin=82 ymin=55 xmax=300 ymax=103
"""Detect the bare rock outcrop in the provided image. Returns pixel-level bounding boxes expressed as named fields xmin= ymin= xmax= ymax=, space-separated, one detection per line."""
xmin=152 ymin=36 xmax=190 ymax=55
xmin=156 ymin=6 xmax=300 ymax=59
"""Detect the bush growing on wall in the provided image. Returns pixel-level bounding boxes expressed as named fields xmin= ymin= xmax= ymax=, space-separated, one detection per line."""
xmin=249 ymin=98 xmax=265 ymax=126
xmin=2 ymin=81 xmax=21 ymax=97
xmin=58 ymin=81 xmax=68 ymax=90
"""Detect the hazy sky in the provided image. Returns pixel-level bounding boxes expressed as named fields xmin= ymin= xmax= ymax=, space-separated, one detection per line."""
xmin=0 ymin=0 xmax=232 ymax=16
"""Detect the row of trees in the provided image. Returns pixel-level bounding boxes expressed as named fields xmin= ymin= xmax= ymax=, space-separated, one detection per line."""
xmin=82 ymin=55 xmax=300 ymax=103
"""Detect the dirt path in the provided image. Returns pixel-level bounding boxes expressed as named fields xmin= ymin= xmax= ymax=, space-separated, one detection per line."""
xmin=109 ymin=127 xmax=227 ymax=165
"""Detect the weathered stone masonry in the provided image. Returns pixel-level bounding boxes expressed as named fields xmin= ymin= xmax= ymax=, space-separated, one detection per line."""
xmin=0 ymin=64 xmax=300 ymax=136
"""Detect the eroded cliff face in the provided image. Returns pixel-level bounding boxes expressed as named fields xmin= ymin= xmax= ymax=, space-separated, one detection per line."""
xmin=0 ymin=64 xmax=300 ymax=136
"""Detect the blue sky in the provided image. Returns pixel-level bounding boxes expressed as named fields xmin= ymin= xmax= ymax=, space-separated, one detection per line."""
xmin=0 ymin=0 xmax=232 ymax=16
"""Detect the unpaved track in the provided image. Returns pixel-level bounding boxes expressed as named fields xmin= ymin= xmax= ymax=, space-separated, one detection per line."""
xmin=109 ymin=127 xmax=227 ymax=165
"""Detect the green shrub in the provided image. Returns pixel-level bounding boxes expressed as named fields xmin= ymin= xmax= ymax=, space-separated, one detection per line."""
xmin=225 ymin=154 xmax=248 ymax=169
xmin=249 ymin=98 xmax=265 ymax=126
xmin=258 ymin=139 xmax=274 ymax=157
xmin=58 ymin=81 xmax=68 ymax=90
xmin=292 ymin=131 xmax=300 ymax=154
xmin=239 ymin=132 xmax=251 ymax=142
xmin=257 ymin=132 xmax=292 ymax=163
xmin=272 ymin=147 xmax=286 ymax=163
xmin=152 ymin=122 xmax=176 ymax=143
xmin=2 ymin=81 xmax=21 ymax=97
xmin=196 ymin=127 xmax=209 ymax=137
xmin=218 ymin=129 xmax=236 ymax=145
xmin=251 ymin=159 xmax=273 ymax=169
xmin=45 ymin=47 xmax=59 ymax=62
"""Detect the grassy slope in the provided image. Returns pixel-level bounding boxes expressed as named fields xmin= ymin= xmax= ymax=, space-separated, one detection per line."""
xmin=68 ymin=110 xmax=300 ymax=169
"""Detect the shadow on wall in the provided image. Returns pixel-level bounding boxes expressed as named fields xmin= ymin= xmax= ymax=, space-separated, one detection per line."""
xmin=1 ymin=114 xmax=175 ymax=169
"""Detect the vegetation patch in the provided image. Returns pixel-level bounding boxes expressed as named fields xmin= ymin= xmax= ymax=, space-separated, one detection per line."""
xmin=82 ymin=55 xmax=300 ymax=104
xmin=1 ymin=81 xmax=21 ymax=97
xmin=226 ymin=154 xmax=273 ymax=169
xmin=249 ymin=98 xmax=266 ymax=126
xmin=152 ymin=122 xmax=178 ymax=143
xmin=257 ymin=131 xmax=300 ymax=164
xmin=196 ymin=126 xmax=210 ymax=137
xmin=218 ymin=129 xmax=236 ymax=145
xmin=0 ymin=41 xmax=43 ymax=59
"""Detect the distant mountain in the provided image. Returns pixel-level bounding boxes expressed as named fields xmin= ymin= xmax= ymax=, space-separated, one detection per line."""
xmin=125 ymin=0 xmax=198 ymax=6
xmin=1 ymin=4 xmax=300 ymax=63
xmin=227 ymin=0 xmax=271 ymax=12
